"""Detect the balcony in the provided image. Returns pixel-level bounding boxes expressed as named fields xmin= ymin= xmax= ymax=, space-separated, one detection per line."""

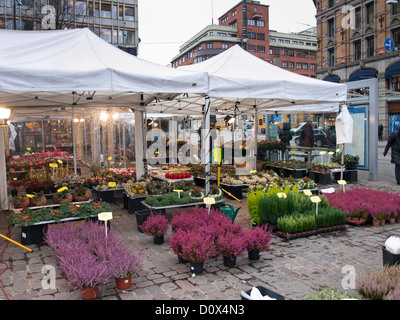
xmin=252 ymin=11 xmax=262 ymax=19
xmin=193 ymin=48 xmax=227 ymax=59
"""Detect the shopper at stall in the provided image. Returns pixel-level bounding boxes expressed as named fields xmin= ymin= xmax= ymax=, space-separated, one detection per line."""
xmin=300 ymin=120 xmax=314 ymax=148
xmin=383 ymin=125 xmax=400 ymax=185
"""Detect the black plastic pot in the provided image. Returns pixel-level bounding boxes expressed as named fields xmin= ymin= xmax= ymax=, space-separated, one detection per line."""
xmin=223 ymin=255 xmax=237 ymax=268
xmin=248 ymin=249 xmax=260 ymax=261
xmin=382 ymin=246 xmax=400 ymax=267
xmin=153 ymin=235 xmax=164 ymax=245
xmin=21 ymin=224 xmax=45 ymax=245
xmin=190 ymin=261 xmax=204 ymax=275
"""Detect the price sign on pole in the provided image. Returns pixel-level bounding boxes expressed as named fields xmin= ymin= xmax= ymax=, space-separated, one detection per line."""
xmin=310 ymin=196 xmax=321 ymax=217
xmin=203 ymin=197 xmax=215 ymax=213
xmin=98 ymin=212 xmax=113 ymax=238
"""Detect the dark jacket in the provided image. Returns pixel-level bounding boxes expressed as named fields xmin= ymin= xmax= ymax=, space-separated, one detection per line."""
xmin=384 ymin=129 xmax=400 ymax=164
xmin=300 ymin=123 xmax=314 ymax=147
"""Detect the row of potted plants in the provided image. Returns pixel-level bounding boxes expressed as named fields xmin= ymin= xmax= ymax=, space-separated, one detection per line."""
xmin=7 ymin=152 xmax=73 ymax=171
xmin=44 ymin=220 xmax=142 ymax=300
xmin=139 ymin=207 xmax=273 ymax=274
xmin=9 ymin=201 xmax=112 ymax=227
xmin=325 ymin=188 xmax=400 ymax=226
xmin=12 ymin=186 xmax=93 ymax=209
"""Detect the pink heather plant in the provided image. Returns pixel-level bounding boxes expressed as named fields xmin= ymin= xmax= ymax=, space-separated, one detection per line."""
xmin=216 ymin=231 xmax=246 ymax=258
xmin=243 ymin=225 xmax=273 ymax=252
xmin=178 ymin=228 xmax=218 ymax=263
xmin=140 ymin=214 xmax=169 ymax=237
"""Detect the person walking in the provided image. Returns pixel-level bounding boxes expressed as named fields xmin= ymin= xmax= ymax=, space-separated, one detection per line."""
xmin=384 ymin=125 xmax=400 ymax=185
xmin=378 ymin=123 xmax=383 ymax=141
xmin=300 ymin=120 xmax=315 ymax=147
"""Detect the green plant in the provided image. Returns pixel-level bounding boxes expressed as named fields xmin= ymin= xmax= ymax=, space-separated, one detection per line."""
xmin=302 ymin=287 xmax=357 ymax=300
xmin=277 ymin=213 xmax=316 ymax=235
xmin=247 ymin=189 xmax=265 ymax=225
xmin=259 ymin=192 xmax=295 ymax=226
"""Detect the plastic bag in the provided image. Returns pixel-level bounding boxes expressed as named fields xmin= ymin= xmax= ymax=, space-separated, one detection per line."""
xmin=385 ymin=236 xmax=400 ymax=255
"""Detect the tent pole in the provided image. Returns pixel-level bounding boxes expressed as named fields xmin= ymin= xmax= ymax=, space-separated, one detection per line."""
xmin=134 ymin=110 xmax=145 ymax=179
xmin=122 ymin=113 xmax=126 ymax=168
xmin=254 ymin=105 xmax=258 ymax=171
xmin=205 ymin=95 xmax=211 ymax=197
xmin=72 ymin=106 xmax=77 ymax=174
xmin=0 ymin=126 xmax=8 ymax=210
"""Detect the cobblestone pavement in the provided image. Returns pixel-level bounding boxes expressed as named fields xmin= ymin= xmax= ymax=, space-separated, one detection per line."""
xmin=0 ymin=140 xmax=399 ymax=301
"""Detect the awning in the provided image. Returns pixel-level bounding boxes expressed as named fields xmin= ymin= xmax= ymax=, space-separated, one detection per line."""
xmin=324 ymin=75 xmax=341 ymax=83
xmin=348 ymin=69 xmax=377 ymax=82
xmin=385 ymin=62 xmax=400 ymax=79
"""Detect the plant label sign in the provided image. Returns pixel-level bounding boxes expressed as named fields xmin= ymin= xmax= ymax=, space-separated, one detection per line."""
xmin=108 ymin=182 xmax=117 ymax=188
xmin=203 ymin=197 xmax=215 ymax=205
xmin=57 ymin=187 xmax=68 ymax=192
xmin=303 ymin=190 xmax=312 ymax=196
xmin=310 ymin=196 xmax=321 ymax=203
xmin=173 ymin=189 xmax=183 ymax=198
xmin=49 ymin=163 xmax=58 ymax=168
xmin=277 ymin=192 xmax=287 ymax=198
xmin=98 ymin=212 xmax=113 ymax=238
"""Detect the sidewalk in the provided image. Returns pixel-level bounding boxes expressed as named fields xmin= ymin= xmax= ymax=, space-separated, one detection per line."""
xmin=0 ymin=142 xmax=399 ymax=301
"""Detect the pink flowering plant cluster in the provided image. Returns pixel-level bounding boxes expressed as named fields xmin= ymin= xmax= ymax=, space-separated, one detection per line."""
xmin=140 ymin=213 xmax=169 ymax=237
xmin=45 ymin=220 xmax=142 ymax=288
xmin=325 ymin=188 xmax=400 ymax=221
xmin=243 ymin=225 xmax=273 ymax=252
xmin=170 ymin=207 xmax=272 ymax=262
xmin=8 ymin=152 xmax=73 ymax=170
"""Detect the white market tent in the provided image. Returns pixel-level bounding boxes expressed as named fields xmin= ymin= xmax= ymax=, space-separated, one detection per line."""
xmin=146 ymin=45 xmax=347 ymax=116
xmin=0 ymin=28 xmax=210 ymax=210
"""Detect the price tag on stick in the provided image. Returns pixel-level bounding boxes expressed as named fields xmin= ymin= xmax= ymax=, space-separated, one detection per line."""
xmin=98 ymin=212 xmax=113 ymax=238
xmin=203 ymin=197 xmax=215 ymax=213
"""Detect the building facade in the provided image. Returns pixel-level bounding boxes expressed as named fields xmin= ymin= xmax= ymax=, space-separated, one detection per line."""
xmin=314 ymin=0 xmax=400 ymax=139
xmin=0 ymin=0 xmax=139 ymax=55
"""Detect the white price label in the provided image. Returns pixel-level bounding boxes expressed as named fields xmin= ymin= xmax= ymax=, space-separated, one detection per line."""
xmin=310 ymin=196 xmax=321 ymax=203
xmin=98 ymin=212 xmax=113 ymax=221
xmin=203 ymin=197 xmax=215 ymax=205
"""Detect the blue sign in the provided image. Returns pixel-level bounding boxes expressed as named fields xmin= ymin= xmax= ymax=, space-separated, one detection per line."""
xmin=385 ymin=38 xmax=394 ymax=52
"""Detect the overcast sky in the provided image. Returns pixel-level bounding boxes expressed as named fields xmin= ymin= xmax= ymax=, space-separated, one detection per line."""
xmin=137 ymin=0 xmax=317 ymax=66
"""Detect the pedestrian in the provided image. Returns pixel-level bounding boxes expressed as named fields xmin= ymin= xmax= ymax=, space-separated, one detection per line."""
xmin=300 ymin=120 xmax=315 ymax=147
xmin=279 ymin=123 xmax=292 ymax=146
xmin=378 ymin=123 xmax=383 ymax=141
xmin=383 ymin=125 xmax=400 ymax=185
xmin=326 ymin=125 xmax=336 ymax=149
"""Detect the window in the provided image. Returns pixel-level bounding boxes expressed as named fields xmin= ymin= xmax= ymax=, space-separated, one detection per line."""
xmin=329 ymin=0 xmax=334 ymax=8
xmin=393 ymin=2 xmax=400 ymax=15
xmin=101 ymin=3 xmax=111 ymax=18
xmin=273 ymin=48 xmax=280 ymax=55
xmin=288 ymin=62 xmax=294 ymax=69
xmin=366 ymin=2 xmax=374 ymax=25
xmin=393 ymin=28 xmax=400 ymax=49
xmin=289 ymin=50 xmax=294 ymax=56
xmin=124 ymin=30 xmax=135 ymax=45
xmin=257 ymin=46 xmax=265 ymax=53
xmin=366 ymin=36 xmax=374 ymax=57
xmin=100 ymin=28 xmax=111 ymax=42
xmin=248 ymin=32 xmax=256 ymax=39
xmin=206 ymin=43 xmax=213 ymax=49
xmin=76 ymin=1 xmax=87 ymax=15
xmin=355 ymin=7 xmax=361 ymax=29
xmin=282 ymin=49 xmax=287 ymax=56
xmin=222 ymin=43 xmax=229 ymax=49
xmin=125 ymin=6 xmax=135 ymax=21
xmin=232 ymin=10 xmax=236 ymax=16
xmin=217 ymin=32 xmax=227 ymax=37
xmin=303 ymin=51 xmax=308 ymax=58
xmin=310 ymin=52 xmax=316 ymax=59
xmin=297 ymin=51 xmax=302 ymax=57
xmin=310 ymin=64 xmax=316 ymax=70
xmin=328 ymin=18 xmax=335 ymax=37
xmin=293 ymin=41 xmax=298 ymax=45
xmin=248 ymin=19 xmax=255 ymax=26
xmin=248 ymin=45 xmax=256 ymax=52
xmin=113 ymin=29 xmax=118 ymax=44
xmin=270 ymin=38 xmax=276 ymax=42
xmin=354 ymin=40 xmax=361 ymax=60
xmin=303 ymin=63 xmax=308 ymax=70
xmin=297 ymin=62 xmax=302 ymax=69
xmin=256 ymin=20 xmax=265 ymax=27
xmin=257 ymin=33 xmax=265 ymax=40
xmin=278 ymin=39 xmax=284 ymax=43
xmin=285 ymin=40 xmax=290 ymax=44
xmin=282 ymin=61 xmax=288 ymax=68
xmin=328 ymin=48 xmax=335 ymax=66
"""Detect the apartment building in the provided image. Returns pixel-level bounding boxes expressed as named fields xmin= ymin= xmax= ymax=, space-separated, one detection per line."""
xmin=0 ymin=0 xmax=139 ymax=55
xmin=314 ymin=0 xmax=400 ymax=138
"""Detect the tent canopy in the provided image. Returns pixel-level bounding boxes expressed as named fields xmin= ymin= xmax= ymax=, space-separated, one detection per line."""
xmin=0 ymin=28 xmax=209 ymax=117
xmin=146 ymin=45 xmax=347 ymax=115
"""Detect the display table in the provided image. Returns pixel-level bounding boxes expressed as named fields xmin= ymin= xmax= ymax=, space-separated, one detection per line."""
xmin=220 ymin=183 xmax=249 ymax=200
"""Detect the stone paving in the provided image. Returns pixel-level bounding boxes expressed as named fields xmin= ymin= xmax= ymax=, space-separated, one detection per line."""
xmin=0 ymin=140 xmax=399 ymax=301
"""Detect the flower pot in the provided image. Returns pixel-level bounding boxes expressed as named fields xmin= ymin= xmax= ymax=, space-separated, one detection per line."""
xmin=178 ymin=255 xmax=188 ymax=264
xmin=223 ymin=255 xmax=236 ymax=268
xmin=153 ymin=235 xmax=164 ymax=245
xmin=389 ymin=217 xmax=396 ymax=224
xmin=115 ymin=275 xmax=132 ymax=290
xmin=382 ymin=246 xmax=400 ymax=267
xmin=372 ymin=219 xmax=380 ymax=227
xmin=248 ymin=249 xmax=260 ymax=261
xmin=81 ymin=286 xmax=99 ymax=300
xmin=380 ymin=219 xmax=386 ymax=226
xmin=190 ymin=261 xmax=204 ymax=275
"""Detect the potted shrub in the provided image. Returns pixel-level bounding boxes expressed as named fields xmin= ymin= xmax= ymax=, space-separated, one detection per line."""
xmin=216 ymin=231 xmax=246 ymax=267
xmin=139 ymin=213 xmax=169 ymax=244
xmin=243 ymin=225 xmax=273 ymax=261
xmin=178 ymin=228 xmax=217 ymax=274
xmin=107 ymin=243 xmax=142 ymax=290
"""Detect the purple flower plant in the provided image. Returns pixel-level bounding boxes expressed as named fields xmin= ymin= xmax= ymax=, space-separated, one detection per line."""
xmin=243 ymin=225 xmax=273 ymax=252
xmin=45 ymin=219 xmax=142 ymax=288
xmin=177 ymin=228 xmax=217 ymax=263
xmin=140 ymin=214 xmax=169 ymax=237
xmin=216 ymin=231 xmax=246 ymax=258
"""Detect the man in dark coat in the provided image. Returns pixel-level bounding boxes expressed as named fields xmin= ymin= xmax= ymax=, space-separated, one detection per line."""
xmin=378 ymin=123 xmax=383 ymax=141
xmin=300 ymin=120 xmax=315 ymax=148
xmin=384 ymin=125 xmax=400 ymax=184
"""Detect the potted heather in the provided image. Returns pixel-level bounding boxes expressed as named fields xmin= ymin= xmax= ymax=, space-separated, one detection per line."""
xmin=178 ymin=228 xmax=217 ymax=274
xmin=107 ymin=242 xmax=142 ymax=290
xmin=243 ymin=225 xmax=273 ymax=261
xmin=139 ymin=213 xmax=169 ymax=244
xmin=216 ymin=230 xmax=246 ymax=267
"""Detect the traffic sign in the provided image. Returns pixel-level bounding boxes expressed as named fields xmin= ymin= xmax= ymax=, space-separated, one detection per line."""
xmin=385 ymin=38 xmax=394 ymax=52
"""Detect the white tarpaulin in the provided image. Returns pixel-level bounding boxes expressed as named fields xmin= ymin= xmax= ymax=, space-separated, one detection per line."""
xmin=146 ymin=45 xmax=347 ymax=115
xmin=335 ymin=104 xmax=353 ymax=144
xmin=0 ymin=28 xmax=209 ymax=114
